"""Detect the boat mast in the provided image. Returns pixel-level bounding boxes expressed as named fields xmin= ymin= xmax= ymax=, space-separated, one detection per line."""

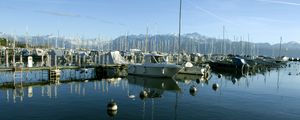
xmin=126 ymin=32 xmax=128 ymax=51
xmin=56 ymin=31 xmax=59 ymax=49
xmin=204 ymin=38 xmax=206 ymax=54
xmin=145 ymin=26 xmax=148 ymax=53
xmin=26 ymin=27 xmax=29 ymax=49
xmin=247 ymin=34 xmax=250 ymax=56
xmin=211 ymin=38 xmax=214 ymax=55
xmin=13 ymin=32 xmax=16 ymax=67
xmin=279 ymin=36 xmax=282 ymax=57
xmin=222 ymin=25 xmax=225 ymax=55
xmin=177 ymin=0 xmax=182 ymax=64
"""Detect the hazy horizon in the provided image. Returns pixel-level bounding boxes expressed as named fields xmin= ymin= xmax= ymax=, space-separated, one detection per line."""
xmin=1 ymin=31 xmax=299 ymax=45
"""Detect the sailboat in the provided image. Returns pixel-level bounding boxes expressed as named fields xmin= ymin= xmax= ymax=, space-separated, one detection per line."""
xmin=275 ymin=37 xmax=289 ymax=64
xmin=128 ymin=24 xmax=182 ymax=78
xmin=175 ymin=0 xmax=210 ymax=76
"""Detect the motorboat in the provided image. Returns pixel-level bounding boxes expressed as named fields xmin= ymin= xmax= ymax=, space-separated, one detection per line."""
xmin=128 ymin=53 xmax=181 ymax=78
xmin=209 ymin=57 xmax=249 ymax=72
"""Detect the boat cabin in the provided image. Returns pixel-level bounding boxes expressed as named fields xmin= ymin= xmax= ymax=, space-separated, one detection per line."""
xmin=143 ymin=54 xmax=166 ymax=64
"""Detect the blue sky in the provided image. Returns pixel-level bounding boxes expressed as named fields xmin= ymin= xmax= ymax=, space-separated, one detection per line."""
xmin=0 ymin=0 xmax=299 ymax=43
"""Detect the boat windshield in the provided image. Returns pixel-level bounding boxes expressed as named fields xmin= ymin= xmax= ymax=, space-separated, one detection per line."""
xmin=150 ymin=56 xmax=165 ymax=63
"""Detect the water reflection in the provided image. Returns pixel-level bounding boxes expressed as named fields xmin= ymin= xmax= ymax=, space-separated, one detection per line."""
xmin=175 ymin=74 xmax=210 ymax=85
xmin=1 ymin=62 xmax=300 ymax=120
xmin=173 ymin=64 xmax=298 ymax=95
xmin=127 ymin=75 xmax=182 ymax=120
xmin=1 ymin=66 xmax=292 ymax=103
xmin=127 ymin=75 xmax=181 ymax=101
xmin=0 ymin=68 xmax=95 ymax=85
xmin=127 ymin=75 xmax=181 ymax=92
xmin=69 ymin=82 xmax=86 ymax=96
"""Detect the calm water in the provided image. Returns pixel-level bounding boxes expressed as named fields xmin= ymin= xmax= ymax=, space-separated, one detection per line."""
xmin=1 ymin=62 xmax=300 ymax=120
xmin=0 ymin=68 xmax=95 ymax=83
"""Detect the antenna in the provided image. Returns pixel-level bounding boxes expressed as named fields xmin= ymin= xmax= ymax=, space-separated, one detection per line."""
xmin=145 ymin=26 xmax=149 ymax=53
xmin=56 ymin=31 xmax=59 ymax=49
xmin=222 ymin=25 xmax=225 ymax=55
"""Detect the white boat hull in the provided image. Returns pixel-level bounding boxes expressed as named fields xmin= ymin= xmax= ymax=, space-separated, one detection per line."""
xmin=178 ymin=66 xmax=206 ymax=75
xmin=128 ymin=63 xmax=181 ymax=78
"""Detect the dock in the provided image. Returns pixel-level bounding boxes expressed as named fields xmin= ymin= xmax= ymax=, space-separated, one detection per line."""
xmin=0 ymin=64 xmax=127 ymax=88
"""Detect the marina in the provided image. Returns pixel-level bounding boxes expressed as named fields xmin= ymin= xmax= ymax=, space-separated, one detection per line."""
xmin=1 ymin=0 xmax=300 ymax=119
xmin=0 ymin=47 xmax=290 ymax=88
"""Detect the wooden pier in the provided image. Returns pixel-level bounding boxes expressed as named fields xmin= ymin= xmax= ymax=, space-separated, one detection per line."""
xmin=0 ymin=64 xmax=128 ymax=88
xmin=0 ymin=66 xmax=81 ymax=72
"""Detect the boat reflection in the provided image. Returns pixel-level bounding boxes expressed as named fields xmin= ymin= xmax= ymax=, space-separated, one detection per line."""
xmin=127 ymin=75 xmax=181 ymax=92
xmin=174 ymin=73 xmax=210 ymax=85
xmin=212 ymin=66 xmax=271 ymax=83
xmin=127 ymin=75 xmax=182 ymax=120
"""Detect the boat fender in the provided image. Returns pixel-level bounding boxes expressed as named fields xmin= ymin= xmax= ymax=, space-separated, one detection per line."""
xmin=189 ymin=86 xmax=197 ymax=96
xmin=161 ymin=82 xmax=165 ymax=88
xmin=204 ymin=72 xmax=209 ymax=78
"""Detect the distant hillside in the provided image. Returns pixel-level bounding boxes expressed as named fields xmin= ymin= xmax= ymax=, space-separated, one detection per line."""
xmin=111 ymin=33 xmax=300 ymax=57
xmin=1 ymin=32 xmax=299 ymax=57
xmin=0 ymin=37 xmax=26 ymax=48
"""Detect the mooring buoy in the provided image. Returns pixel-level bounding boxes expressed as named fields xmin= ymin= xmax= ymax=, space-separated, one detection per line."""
xmin=218 ymin=74 xmax=222 ymax=78
xmin=196 ymin=78 xmax=200 ymax=84
xmin=107 ymin=100 xmax=118 ymax=111
xmin=189 ymin=86 xmax=197 ymax=96
xmin=212 ymin=83 xmax=219 ymax=91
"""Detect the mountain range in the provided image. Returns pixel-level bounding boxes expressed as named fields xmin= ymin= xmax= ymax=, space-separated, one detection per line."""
xmin=0 ymin=32 xmax=299 ymax=57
